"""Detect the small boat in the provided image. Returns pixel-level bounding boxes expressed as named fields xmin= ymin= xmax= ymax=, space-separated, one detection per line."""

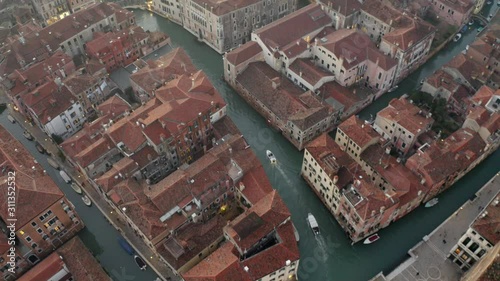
xmin=364 ymin=234 xmax=380 ymax=244
xmin=71 ymin=183 xmax=82 ymax=194
xmin=307 ymin=213 xmax=320 ymax=235
xmin=59 ymin=170 xmax=72 ymax=183
xmin=266 ymin=150 xmax=276 ymax=164
xmin=23 ymin=131 xmax=33 ymax=140
xmin=47 ymin=157 xmax=60 ymax=170
xmin=425 ymin=198 xmax=439 ymax=208
xmin=118 ymin=237 xmax=135 ymax=255
xmin=134 ymin=255 xmax=147 ymax=271
xmin=387 ymin=85 xmax=398 ymax=92
xmin=35 ymin=142 xmax=45 ymax=154
xmin=7 ymin=114 xmax=15 ymax=123
xmin=82 ymin=195 xmax=92 ymax=206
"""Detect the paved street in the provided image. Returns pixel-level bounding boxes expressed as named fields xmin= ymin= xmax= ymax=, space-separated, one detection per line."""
xmin=374 ymin=173 xmax=500 ymax=281
xmin=5 ymin=103 xmax=178 ymax=281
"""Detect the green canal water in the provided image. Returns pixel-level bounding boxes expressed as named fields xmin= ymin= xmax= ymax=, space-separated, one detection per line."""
xmin=131 ymin=5 xmax=500 ymax=281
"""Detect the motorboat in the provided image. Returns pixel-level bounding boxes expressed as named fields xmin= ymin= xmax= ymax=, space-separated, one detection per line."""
xmin=134 ymin=255 xmax=147 ymax=271
xmin=364 ymin=234 xmax=380 ymax=244
xmin=7 ymin=114 xmax=15 ymax=123
xmin=307 ymin=213 xmax=320 ymax=235
xmin=425 ymin=198 xmax=439 ymax=208
xmin=59 ymin=170 xmax=72 ymax=183
xmin=23 ymin=131 xmax=33 ymax=141
xmin=35 ymin=142 xmax=45 ymax=154
xmin=71 ymin=183 xmax=82 ymax=194
xmin=47 ymin=157 xmax=60 ymax=170
xmin=266 ymin=150 xmax=277 ymax=164
xmin=117 ymin=237 xmax=135 ymax=255
xmin=453 ymin=33 xmax=462 ymax=42
xmin=82 ymin=195 xmax=92 ymax=206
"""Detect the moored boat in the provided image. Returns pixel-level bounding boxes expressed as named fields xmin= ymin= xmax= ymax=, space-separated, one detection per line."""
xmin=425 ymin=198 xmax=439 ymax=208
xmin=23 ymin=131 xmax=33 ymax=140
xmin=71 ymin=183 xmax=82 ymax=194
xmin=307 ymin=213 xmax=320 ymax=235
xmin=266 ymin=150 xmax=276 ymax=164
xmin=82 ymin=195 xmax=92 ymax=206
xmin=47 ymin=157 xmax=60 ymax=170
xmin=364 ymin=234 xmax=380 ymax=244
xmin=117 ymin=237 xmax=135 ymax=255
xmin=35 ymin=142 xmax=45 ymax=154
xmin=134 ymin=255 xmax=147 ymax=271
xmin=59 ymin=170 xmax=71 ymax=183
xmin=7 ymin=114 xmax=15 ymax=123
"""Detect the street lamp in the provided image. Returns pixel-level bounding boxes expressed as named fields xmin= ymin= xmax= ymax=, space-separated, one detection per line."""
xmin=122 ymin=207 xmax=127 ymax=212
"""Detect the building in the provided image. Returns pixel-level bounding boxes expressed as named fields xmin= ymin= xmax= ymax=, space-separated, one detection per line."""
xmin=85 ymin=25 xmax=170 ymax=73
xmin=443 ymin=53 xmax=493 ymax=92
xmin=17 ymin=237 xmax=110 ymax=281
xmin=234 ymin=61 xmax=337 ymax=150
xmin=460 ymin=244 xmax=500 ymax=281
xmin=405 ymin=128 xmax=487 ymax=201
xmin=2 ymin=2 xmax=135 ymax=68
xmin=335 ymin=115 xmax=380 ymax=162
xmin=319 ymin=0 xmax=361 ymax=30
xmin=153 ymin=0 xmax=297 ymax=53
xmin=373 ymin=97 xmax=434 ymax=155
xmin=428 ymin=0 xmax=475 ymax=26
xmin=67 ymin=0 xmax=96 ymax=13
xmin=23 ymin=81 xmax=87 ymax=139
xmin=0 ymin=125 xmax=84 ymax=280
xmin=449 ymin=193 xmax=499 ymax=271
xmin=30 ymin=0 xmax=71 ymax=25
xmin=462 ymin=86 xmax=500 ymax=146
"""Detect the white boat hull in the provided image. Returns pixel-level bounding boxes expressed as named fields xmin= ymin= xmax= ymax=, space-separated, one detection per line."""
xmin=59 ymin=170 xmax=71 ymax=183
xmin=364 ymin=234 xmax=380 ymax=244
xmin=82 ymin=195 xmax=92 ymax=206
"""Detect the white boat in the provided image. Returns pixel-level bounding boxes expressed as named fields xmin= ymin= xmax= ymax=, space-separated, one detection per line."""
xmin=23 ymin=131 xmax=33 ymax=140
xmin=364 ymin=233 xmax=380 ymax=244
xmin=59 ymin=170 xmax=72 ymax=184
xmin=266 ymin=150 xmax=276 ymax=164
xmin=307 ymin=213 xmax=320 ymax=235
xmin=7 ymin=114 xmax=15 ymax=123
xmin=47 ymin=157 xmax=59 ymax=170
xmin=425 ymin=198 xmax=439 ymax=208
xmin=71 ymin=183 xmax=82 ymax=194
xmin=387 ymin=85 xmax=398 ymax=92
xmin=82 ymin=195 xmax=92 ymax=206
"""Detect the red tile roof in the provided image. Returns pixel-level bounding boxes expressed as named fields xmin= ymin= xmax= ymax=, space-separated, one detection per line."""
xmin=338 ymin=115 xmax=379 ymax=148
xmin=320 ymin=0 xmax=361 ymax=15
xmin=74 ymin=135 xmax=114 ymax=168
xmin=425 ymin=69 xmax=461 ymax=92
xmin=106 ymin=118 xmax=146 ymax=153
xmin=17 ymin=252 xmax=66 ymax=281
xmin=192 ymin=0 xmax=261 ymax=16
xmin=225 ymin=41 xmax=262 ymax=66
xmin=23 ymin=81 xmax=76 ymax=124
xmin=377 ymin=97 xmax=433 ymax=135
xmin=470 ymin=85 xmax=496 ymax=106
xmin=383 ymin=16 xmax=435 ymax=51
xmin=254 ymin=4 xmax=332 ymax=51
xmin=56 ymin=237 xmax=110 ymax=281
xmin=97 ymin=94 xmax=131 ymax=120
xmin=0 ymin=125 xmax=64 ymax=227
xmin=288 ymin=58 xmax=332 ymax=86
xmin=239 ymin=165 xmax=274 ymax=205
xmin=472 ymin=198 xmax=500 ymax=244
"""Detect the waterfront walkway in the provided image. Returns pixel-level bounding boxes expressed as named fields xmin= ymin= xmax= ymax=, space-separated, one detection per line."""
xmin=5 ymin=104 xmax=178 ymax=281
xmin=371 ymin=173 xmax=500 ymax=281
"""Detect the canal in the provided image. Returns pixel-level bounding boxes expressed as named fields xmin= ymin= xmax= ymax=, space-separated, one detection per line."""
xmin=0 ymin=114 xmax=159 ymax=281
xmin=129 ymin=4 xmax=500 ymax=281
xmin=0 ymin=2 xmax=498 ymax=281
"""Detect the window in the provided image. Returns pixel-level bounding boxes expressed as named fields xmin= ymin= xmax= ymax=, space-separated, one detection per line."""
xmin=25 ymin=236 xmax=32 ymax=242
xmin=39 ymin=210 xmax=52 ymax=221
xmin=31 ymin=222 xmax=37 ymax=227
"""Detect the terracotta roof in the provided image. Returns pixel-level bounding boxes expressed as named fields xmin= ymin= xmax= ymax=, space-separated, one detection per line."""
xmin=288 ymin=58 xmax=332 ymax=86
xmin=64 ymin=72 xmax=100 ymax=96
xmin=60 ymin=118 xmax=105 ymax=159
xmin=0 ymin=125 xmax=64 ymax=227
xmin=470 ymin=85 xmax=496 ymax=106
xmin=362 ymin=0 xmax=402 ymax=25
xmin=23 ymin=82 xmax=76 ymax=124
xmin=97 ymin=94 xmax=131 ymax=120
xmin=225 ymin=41 xmax=261 ymax=66
xmin=467 ymin=106 xmax=491 ymax=127
xmin=445 ymin=53 xmax=491 ymax=86
xmin=337 ymin=115 xmax=379 ymax=148
xmin=472 ymin=197 xmax=500 ymax=244
xmin=383 ymin=15 xmax=436 ymax=51
xmin=191 ymin=0 xmax=261 ymax=16
xmin=237 ymin=62 xmax=330 ymax=130
xmin=74 ymin=135 xmax=114 ymax=168
xmin=377 ymin=97 xmax=433 ymax=135
xmin=254 ymin=4 xmax=332 ymax=51
xmin=425 ymin=69 xmax=461 ymax=92
xmin=130 ymin=48 xmax=197 ymax=95
xmin=95 ymin=157 xmax=139 ymax=192
xmin=56 ymin=237 xmax=110 ymax=281
xmin=17 ymin=252 xmax=66 ymax=281
xmin=239 ymin=165 xmax=274 ymax=205
xmin=435 ymin=0 xmax=474 ymax=13
xmin=482 ymin=113 xmax=500 ymax=134
xmin=106 ymin=118 xmax=146 ymax=153
xmin=15 ymin=51 xmax=72 ymax=86
xmin=225 ymin=190 xmax=290 ymax=251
